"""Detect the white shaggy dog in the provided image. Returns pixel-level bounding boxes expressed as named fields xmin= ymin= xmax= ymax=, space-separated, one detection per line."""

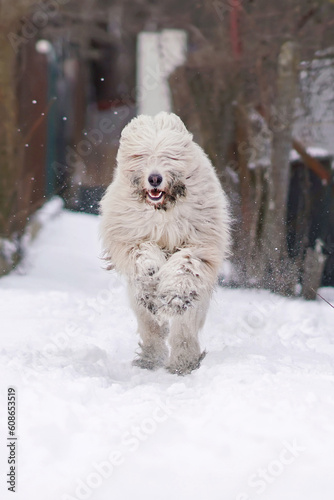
xmin=100 ymin=112 xmax=231 ymax=375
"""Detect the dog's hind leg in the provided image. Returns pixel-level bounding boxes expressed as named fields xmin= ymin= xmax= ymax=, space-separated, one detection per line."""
xmin=166 ymin=296 xmax=209 ymax=375
xmin=131 ymin=300 xmax=169 ymax=370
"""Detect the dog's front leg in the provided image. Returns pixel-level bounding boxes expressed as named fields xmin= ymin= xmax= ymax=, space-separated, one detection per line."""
xmin=127 ymin=243 xmax=169 ymax=370
xmin=130 ymin=242 xmax=166 ymax=315
xmin=155 ymin=248 xmax=216 ymax=317
xmin=153 ymin=248 xmax=215 ymax=375
xmin=166 ymin=299 xmax=209 ymax=375
xmin=129 ymin=293 xmax=169 ymax=370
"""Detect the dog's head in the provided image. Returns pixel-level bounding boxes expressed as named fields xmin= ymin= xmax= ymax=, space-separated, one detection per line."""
xmin=117 ymin=112 xmax=194 ymax=210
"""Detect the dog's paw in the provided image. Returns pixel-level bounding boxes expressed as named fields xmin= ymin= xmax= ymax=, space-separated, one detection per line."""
xmin=142 ymin=261 xmax=160 ymax=277
xmin=134 ymin=244 xmax=166 ymax=278
xmin=166 ymin=350 xmax=207 ymax=376
xmin=138 ymin=294 xmax=159 ymax=315
xmin=132 ymin=357 xmax=159 ymax=370
xmin=132 ymin=342 xmax=168 ymax=370
xmin=134 ymin=275 xmax=160 ymax=313
xmin=159 ymin=289 xmax=199 ymax=316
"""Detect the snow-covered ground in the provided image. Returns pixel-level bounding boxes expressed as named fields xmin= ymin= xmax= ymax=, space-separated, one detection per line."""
xmin=1 ymin=205 xmax=334 ymax=500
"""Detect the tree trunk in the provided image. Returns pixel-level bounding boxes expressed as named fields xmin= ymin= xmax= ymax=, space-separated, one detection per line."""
xmin=259 ymin=41 xmax=300 ymax=294
xmin=0 ymin=25 xmax=19 ymax=237
xmin=302 ymin=242 xmax=327 ymax=300
xmin=0 ymin=1 xmax=36 ymax=238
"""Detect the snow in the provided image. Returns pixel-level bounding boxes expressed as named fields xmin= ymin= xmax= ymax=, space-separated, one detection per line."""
xmin=0 ymin=197 xmax=64 ymax=275
xmin=1 ymin=204 xmax=334 ymax=500
xmin=294 ymin=56 xmax=334 ymax=156
xmin=289 ymin=146 xmax=331 ymax=162
xmin=247 ymin=108 xmax=272 ymax=170
xmin=315 ymin=46 xmax=334 ymax=58
xmin=0 ymin=238 xmax=17 ymax=263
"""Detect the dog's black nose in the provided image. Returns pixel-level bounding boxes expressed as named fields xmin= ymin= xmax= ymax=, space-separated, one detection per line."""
xmin=148 ymin=173 xmax=163 ymax=188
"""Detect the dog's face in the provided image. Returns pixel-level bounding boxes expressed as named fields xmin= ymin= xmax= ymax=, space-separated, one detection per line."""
xmin=117 ymin=112 xmax=194 ymax=210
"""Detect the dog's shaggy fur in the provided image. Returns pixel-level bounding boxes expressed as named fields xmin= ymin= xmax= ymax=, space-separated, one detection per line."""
xmin=100 ymin=112 xmax=231 ymax=375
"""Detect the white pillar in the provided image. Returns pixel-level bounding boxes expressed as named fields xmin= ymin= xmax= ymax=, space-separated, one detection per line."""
xmin=137 ymin=29 xmax=187 ymax=116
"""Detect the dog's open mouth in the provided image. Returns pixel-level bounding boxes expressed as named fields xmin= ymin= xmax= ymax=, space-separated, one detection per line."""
xmin=147 ymin=189 xmax=165 ymax=203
